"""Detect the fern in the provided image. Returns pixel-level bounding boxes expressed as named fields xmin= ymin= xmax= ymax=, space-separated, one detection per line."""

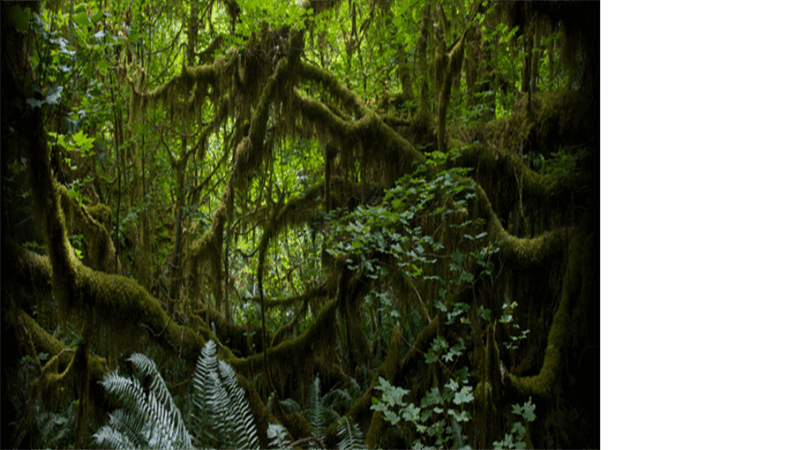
xmin=94 ymin=356 xmax=192 ymax=450
xmin=307 ymin=375 xmax=324 ymax=442
xmin=190 ymin=339 xmax=217 ymax=443
xmin=321 ymin=377 xmax=359 ymax=425
xmin=94 ymin=340 xmax=259 ymax=450
xmin=336 ymin=416 xmax=364 ymax=450
xmin=219 ymin=359 xmax=259 ymax=449
xmin=10 ymin=401 xmax=75 ymax=449
xmin=268 ymin=423 xmax=290 ymax=448
xmin=92 ymin=425 xmax=136 ymax=449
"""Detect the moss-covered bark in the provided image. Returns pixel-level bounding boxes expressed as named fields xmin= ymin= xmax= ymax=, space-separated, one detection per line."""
xmin=57 ymin=185 xmax=117 ymax=273
xmin=504 ymin=226 xmax=594 ymax=400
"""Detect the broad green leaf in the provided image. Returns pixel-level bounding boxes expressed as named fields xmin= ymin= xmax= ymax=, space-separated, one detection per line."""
xmin=7 ymin=5 xmax=32 ymax=33
xmin=72 ymin=130 xmax=95 ymax=153
xmin=73 ymin=12 xmax=92 ymax=29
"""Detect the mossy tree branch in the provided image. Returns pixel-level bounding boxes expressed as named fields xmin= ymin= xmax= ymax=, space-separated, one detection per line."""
xmin=503 ymin=228 xmax=594 ymax=399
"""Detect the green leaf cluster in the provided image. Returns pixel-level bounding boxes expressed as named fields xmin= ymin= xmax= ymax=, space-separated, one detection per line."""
xmin=493 ymin=398 xmax=537 ymax=450
xmin=500 ymin=298 xmax=531 ymax=351
xmin=325 ymin=153 xmax=477 ymax=283
xmin=371 ymin=375 xmax=476 ymax=449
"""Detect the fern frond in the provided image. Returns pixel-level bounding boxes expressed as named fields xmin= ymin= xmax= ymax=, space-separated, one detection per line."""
xmin=336 ymin=416 xmax=364 ymax=450
xmin=143 ymin=389 xmax=188 ymax=449
xmin=95 ymin=340 xmax=256 ymax=450
xmin=93 ymin=425 xmax=137 ymax=449
xmin=220 ymin=360 xmax=259 ymax=449
xmin=217 ymin=360 xmax=238 ymax=447
xmin=100 ymin=369 xmax=148 ymax=412
xmin=129 ymin=353 xmax=179 ymax=413
xmin=325 ymin=386 xmax=353 ymax=405
xmin=9 ymin=392 xmax=75 ymax=448
xmin=348 ymin=377 xmax=363 ymax=398
xmin=207 ymin=367 xmax=232 ymax=446
xmin=307 ymin=375 xmax=324 ymax=441
xmin=97 ymin=355 xmax=192 ymax=450
xmin=268 ymin=423 xmax=290 ymax=449
xmin=106 ymin=409 xmax=148 ymax=448
xmin=128 ymin=352 xmax=160 ymax=378
xmin=191 ymin=340 xmax=219 ymax=442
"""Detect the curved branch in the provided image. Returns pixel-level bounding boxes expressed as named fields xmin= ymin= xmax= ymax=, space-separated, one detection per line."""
xmin=503 ymin=228 xmax=594 ymax=399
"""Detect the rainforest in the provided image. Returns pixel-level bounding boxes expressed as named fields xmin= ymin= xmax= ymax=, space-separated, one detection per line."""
xmin=1 ymin=0 xmax=598 ymax=448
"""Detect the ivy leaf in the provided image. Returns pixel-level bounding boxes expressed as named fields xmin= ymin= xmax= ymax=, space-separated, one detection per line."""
xmin=45 ymin=85 xmax=63 ymax=105
xmin=375 ymin=377 xmax=408 ymax=406
xmin=401 ymin=403 xmax=420 ymax=422
xmin=453 ymin=385 xmax=473 ymax=405
xmin=512 ymin=399 xmax=537 ymax=422
xmin=424 ymin=351 xmax=437 ymax=364
xmin=383 ymin=410 xmax=400 ymax=424
xmin=449 ymin=408 xmax=471 ymax=422
xmin=26 ymin=98 xmax=45 ymax=108
xmin=451 ymin=249 xmax=463 ymax=264
xmin=421 ymin=388 xmax=443 ymax=408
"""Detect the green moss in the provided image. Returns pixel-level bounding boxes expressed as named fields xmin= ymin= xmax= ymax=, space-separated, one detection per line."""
xmin=57 ymin=185 xmax=116 ymax=273
xmin=283 ymin=412 xmax=312 ymax=441
xmin=435 ymin=31 xmax=467 ymax=154
xmin=529 ymin=91 xmax=597 ymax=156
xmin=378 ymin=323 xmax=403 ymax=382
xmin=365 ymin=410 xmax=386 ymax=449
xmin=297 ymin=61 xmax=426 ymax=185
xmin=472 ymin=380 xmax=498 ymax=448
xmin=14 ymin=311 xmax=108 ymax=413
xmin=504 ymin=227 xmax=591 ymax=399
xmin=228 ymin=298 xmax=337 ymax=399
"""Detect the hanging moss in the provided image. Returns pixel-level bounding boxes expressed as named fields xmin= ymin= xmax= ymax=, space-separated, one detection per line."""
xmin=6 ymin=234 xmax=211 ymax=377
xmin=529 ymin=90 xmax=597 ymax=157
xmin=435 ymin=28 xmax=468 ymax=154
xmin=255 ymin=183 xmax=325 ymax=257
xmin=297 ymin=61 xmax=426 ymax=185
xmin=229 ymin=298 xmax=337 ymax=396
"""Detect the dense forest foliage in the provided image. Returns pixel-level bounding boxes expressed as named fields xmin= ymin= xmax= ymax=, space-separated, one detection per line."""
xmin=1 ymin=0 xmax=598 ymax=448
